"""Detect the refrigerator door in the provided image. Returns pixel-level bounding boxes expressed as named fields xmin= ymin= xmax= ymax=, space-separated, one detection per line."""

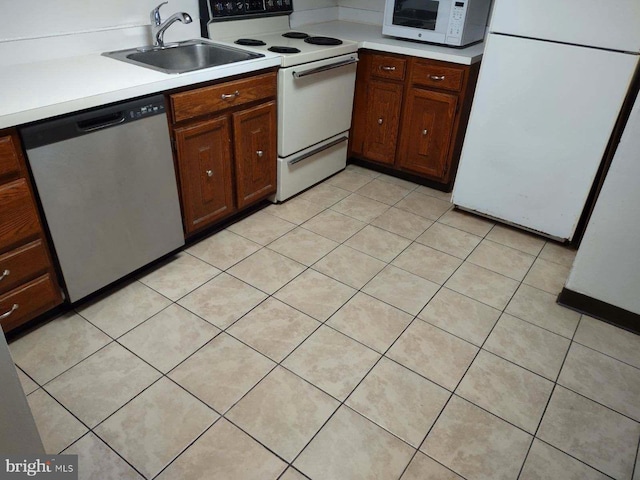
xmin=452 ymin=34 xmax=638 ymax=240
xmin=490 ymin=0 xmax=640 ymax=52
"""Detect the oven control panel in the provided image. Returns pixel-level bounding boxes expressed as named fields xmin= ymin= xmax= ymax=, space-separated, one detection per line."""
xmin=203 ymin=0 xmax=293 ymax=21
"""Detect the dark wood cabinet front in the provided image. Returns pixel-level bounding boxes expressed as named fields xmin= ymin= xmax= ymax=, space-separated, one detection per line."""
xmin=362 ymin=80 xmax=403 ymax=165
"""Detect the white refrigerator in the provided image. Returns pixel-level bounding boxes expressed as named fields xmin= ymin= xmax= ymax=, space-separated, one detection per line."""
xmin=452 ymin=0 xmax=640 ymax=241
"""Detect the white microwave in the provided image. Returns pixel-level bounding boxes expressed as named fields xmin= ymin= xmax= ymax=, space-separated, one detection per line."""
xmin=383 ymin=0 xmax=492 ymax=47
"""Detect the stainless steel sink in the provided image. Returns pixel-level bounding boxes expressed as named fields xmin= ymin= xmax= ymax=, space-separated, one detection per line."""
xmin=103 ymin=39 xmax=265 ymax=74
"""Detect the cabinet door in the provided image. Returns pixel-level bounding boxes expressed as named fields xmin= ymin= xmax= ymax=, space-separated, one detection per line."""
xmin=233 ymin=101 xmax=277 ymax=209
xmin=362 ymin=80 xmax=404 ymax=165
xmin=175 ymin=116 xmax=235 ymax=235
xmin=398 ymin=88 xmax=457 ymax=180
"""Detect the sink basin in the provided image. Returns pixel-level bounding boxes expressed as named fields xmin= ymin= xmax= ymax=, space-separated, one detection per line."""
xmin=103 ymin=40 xmax=265 ymax=74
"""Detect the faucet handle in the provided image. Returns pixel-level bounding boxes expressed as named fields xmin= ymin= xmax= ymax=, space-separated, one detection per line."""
xmin=151 ymin=2 xmax=169 ymax=26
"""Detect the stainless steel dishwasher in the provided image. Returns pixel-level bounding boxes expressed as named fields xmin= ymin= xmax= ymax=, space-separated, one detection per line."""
xmin=20 ymin=95 xmax=184 ymax=302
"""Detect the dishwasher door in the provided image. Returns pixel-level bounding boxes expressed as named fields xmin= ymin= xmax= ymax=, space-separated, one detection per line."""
xmin=21 ymin=95 xmax=184 ymax=302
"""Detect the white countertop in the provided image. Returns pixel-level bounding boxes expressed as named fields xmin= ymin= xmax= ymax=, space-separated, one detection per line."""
xmin=0 ymin=22 xmax=483 ymax=130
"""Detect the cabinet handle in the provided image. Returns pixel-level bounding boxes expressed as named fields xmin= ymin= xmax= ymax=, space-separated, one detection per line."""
xmin=0 ymin=304 xmax=18 ymax=320
xmin=429 ymin=75 xmax=445 ymax=81
xmin=256 ymin=150 xmax=264 ymax=158
xmin=380 ymin=65 xmax=396 ymax=72
xmin=378 ymin=118 xmax=383 ymax=125
xmin=221 ymin=90 xmax=240 ymax=100
xmin=205 ymin=170 xmax=213 ymax=177
xmin=422 ymin=129 xmax=428 ymax=136
xmin=0 ymin=269 xmax=9 ymax=282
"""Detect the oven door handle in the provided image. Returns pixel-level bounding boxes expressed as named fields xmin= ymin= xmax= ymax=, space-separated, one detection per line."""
xmin=288 ymin=136 xmax=349 ymax=165
xmin=292 ymin=58 xmax=358 ymax=79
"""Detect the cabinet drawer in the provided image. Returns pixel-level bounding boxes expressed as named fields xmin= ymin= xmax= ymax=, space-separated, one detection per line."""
xmin=370 ymin=55 xmax=407 ymax=81
xmin=412 ymin=61 xmax=465 ymax=92
xmin=0 ymin=240 xmax=50 ymax=295
xmin=0 ymin=274 xmax=61 ymax=332
xmin=170 ymin=72 xmax=277 ymax=123
xmin=0 ymin=179 xmax=41 ymax=251
xmin=0 ymin=134 xmax=22 ymax=180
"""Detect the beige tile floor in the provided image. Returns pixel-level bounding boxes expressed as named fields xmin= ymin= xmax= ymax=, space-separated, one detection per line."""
xmin=9 ymin=164 xmax=640 ymax=480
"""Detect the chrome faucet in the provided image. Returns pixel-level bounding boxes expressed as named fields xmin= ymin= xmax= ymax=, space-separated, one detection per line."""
xmin=150 ymin=2 xmax=193 ymax=48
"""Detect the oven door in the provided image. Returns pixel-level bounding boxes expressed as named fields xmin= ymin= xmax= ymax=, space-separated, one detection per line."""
xmin=383 ymin=0 xmax=452 ymax=44
xmin=278 ymin=53 xmax=358 ymax=158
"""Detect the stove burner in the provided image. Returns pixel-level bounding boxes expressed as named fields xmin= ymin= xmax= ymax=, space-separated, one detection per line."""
xmin=304 ymin=36 xmax=343 ymax=46
xmin=282 ymin=32 xmax=309 ymax=39
xmin=235 ymin=38 xmax=267 ymax=46
xmin=268 ymin=46 xmax=301 ymax=53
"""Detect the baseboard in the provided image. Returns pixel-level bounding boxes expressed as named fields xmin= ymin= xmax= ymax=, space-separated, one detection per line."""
xmin=558 ymin=288 xmax=640 ymax=335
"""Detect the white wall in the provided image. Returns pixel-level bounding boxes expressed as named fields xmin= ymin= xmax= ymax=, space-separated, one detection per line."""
xmin=291 ymin=0 xmax=339 ymax=27
xmin=338 ymin=0 xmax=385 ymax=24
xmin=565 ymin=94 xmax=640 ymax=315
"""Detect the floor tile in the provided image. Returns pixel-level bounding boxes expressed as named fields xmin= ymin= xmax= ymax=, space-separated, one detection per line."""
xmin=186 ymin=230 xmax=261 ymax=270
xmin=169 ymin=333 xmax=275 ymax=413
xmin=283 ymin=326 xmax=380 ymax=400
xmin=421 ymin=396 xmax=532 ymax=480
xmin=227 ymin=210 xmax=296 ymax=245
xmin=45 ymin=343 xmax=160 ymax=427
xmin=539 ymin=241 xmax=577 ymax=267
xmin=387 ymin=320 xmax=478 ymax=391
xmin=301 ymin=209 xmax=366 ymax=243
xmin=228 ymin=248 xmax=306 ymax=294
xmin=445 ymin=262 xmax=519 ymax=310
xmin=538 ymin=386 xmax=640 ymax=480
xmin=377 ymin=173 xmax=419 ymax=190
xmin=226 ymin=367 xmax=339 ymax=462
xmin=347 ymin=357 xmax=450 ymax=447
xmin=401 ymin=453 xmax=463 ymax=480
xmin=467 ymin=239 xmax=536 ymax=281
xmin=118 ymin=304 xmax=219 ymax=373
xmin=485 ymin=224 xmax=546 ymax=256
xmin=416 ymin=222 xmax=482 ymax=259
xmin=312 ymin=245 xmax=386 ymax=289
xmin=274 ymin=269 xmax=356 ymax=322
xmin=27 ymin=389 xmax=88 ymax=454
xmin=345 ymin=164 xmax=380 ymax=178
xmin=178 ymin=273 xmax=267 ymax=329
xmin=484 ymin=314 xmax=570 ymax=380
xmin=294 ymin=406 xmax=415 ymax=480
xmin=438 ymin=209 xmax=495 ymax=237
xmin=370 ymin=207 xmax=433 ymax=240
xmin=558 ymin=342 xmax=640 ymax=421
xmin=415 ymin=185 xmax=453 ymax=202
xmin=330 ymin=193 xmax=389 ymax=223
xmin=298 ymin=183 xmax=350 ymax=208
xmin=392 ymin=243 xmax=462 ymax=285
xmin=505 ymin=284 xmax=580 ymax=338
xmin=456 ymin=350 xmax=554 ymax=433
xmin=396 ymin=191 xmax=452 ymax=220
xmin=10 ymin=312 xmax=111 ymax=384
xmin=63 ymin=433 xmax=143 ymax=480
xmin=344 ymin=225 xmax=412 ymax=262
xmin=16 ymin=367 xmax=38 ymax=395
xmin=356 ymin=178 xmax=411 ymax=205
xmin=76 ymin=281 xmax=171 ymax=338
xmin=574 ymin=315 xmax=640 ymax=368
xmin=418 ymin=288 xmax=500 ymax=346
xmin=326 ymin=169 xmax=373 ymax=191
xmin=138 ymin=252 xmax=220 ymax=301
xmin=280 ymin=468 xmax=308 ymax=480
xmin=519 ymin=439 xmax=610 ymax=480
xmin=523 ymin=257 xmax=570 ymax=295
xmin=156 ymin=419 xmax=286 ymax=480
xmin=326 ymin=293 xmax=413 ymax=353
xmin=95 ymin=378 xmax=218 ymax=479
xmin=227 ymin=298 xmax=319 ymax=362
xmin=268 ymin=227 xmax=339 ymax=268
xmin=363 ymin=265 xmax=439 ymax=316
xmin=266 ymin=196 xmax=325 ymax=225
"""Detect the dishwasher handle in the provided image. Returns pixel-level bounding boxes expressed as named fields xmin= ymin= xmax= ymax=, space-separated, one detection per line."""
xmin=77 ymin=112 xmax=126 ymax=133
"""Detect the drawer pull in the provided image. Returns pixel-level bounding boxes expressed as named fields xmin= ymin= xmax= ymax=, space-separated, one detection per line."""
xmin=221 ymin=90 xmax=240 ymax=100
xmin=0 ymin=269 xmax=9 ymax=281
xmin=0 ymin=304 xmax=18 ymax=320
xmin=422 ymin=129 xmax=428 ymax=136
xmin=378 ymin=118 xmax=384 ymax=125
xmin=205 ymin=170 xmax=213 ymax=177
xmin=380 ymin=65 xmax=397 ymax=72
xmin=429 ymin=75 xmax=446 ymax=81
xmin=256 ymin=150 xmax=264 ymax=158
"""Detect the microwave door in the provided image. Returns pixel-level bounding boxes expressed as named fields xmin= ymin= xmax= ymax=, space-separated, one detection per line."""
xmin=392 ymin=0 xmax=451 ymax=35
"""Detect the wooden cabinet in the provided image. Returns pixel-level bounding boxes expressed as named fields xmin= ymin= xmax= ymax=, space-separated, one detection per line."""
xmin=350 ymin=50 xmax=480 ymax=189
xmin=169 ymin=70 xmax=277 ymax=236
xmin=0 ymin=130 xmax=63 ymax=332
